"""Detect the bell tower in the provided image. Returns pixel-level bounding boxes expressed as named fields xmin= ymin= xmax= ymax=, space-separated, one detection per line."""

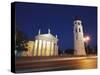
xmin=73 ymin=18 xmax=86 ymax=55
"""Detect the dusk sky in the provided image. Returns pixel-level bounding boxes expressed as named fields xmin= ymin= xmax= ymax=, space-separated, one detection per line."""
xmin=15 ymin=2 xmax=97 ymax=50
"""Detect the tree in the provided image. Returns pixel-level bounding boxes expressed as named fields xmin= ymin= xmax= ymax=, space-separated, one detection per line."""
xmin=15 ymin=28 xmax=28 ymax=55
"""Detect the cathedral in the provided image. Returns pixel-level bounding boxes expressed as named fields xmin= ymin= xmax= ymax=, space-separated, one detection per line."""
xmin=17 ymin=18 xmax=86 ymax=57
xmin=33 ymin=29 xmax=58 ymax=56
xmin=21 ymin=29 xmax=59 ymax=56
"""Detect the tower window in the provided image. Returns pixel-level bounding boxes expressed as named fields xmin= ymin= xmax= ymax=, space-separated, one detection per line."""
xmin=78 ymin=22 xmax=80 ymax=25
xmin=79 ymin=28 xmax=81 ymax=32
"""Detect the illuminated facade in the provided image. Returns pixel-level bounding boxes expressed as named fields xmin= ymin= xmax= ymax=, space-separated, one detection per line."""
xmin=33 ymin=29 xmax=58 ymax=56
xmin=74 ymin=19 xmax=86 ymax=55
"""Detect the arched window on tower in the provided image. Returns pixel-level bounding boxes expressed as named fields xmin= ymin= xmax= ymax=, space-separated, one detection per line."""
xmin=79 ymin=28 xmax=81 ymax=32
xmin=78 ymin=22 xmax=80 ymax=25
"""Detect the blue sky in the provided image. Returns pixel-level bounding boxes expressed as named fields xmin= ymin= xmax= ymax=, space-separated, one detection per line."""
xmin=15 ymin=2 xmax=97 ymax=50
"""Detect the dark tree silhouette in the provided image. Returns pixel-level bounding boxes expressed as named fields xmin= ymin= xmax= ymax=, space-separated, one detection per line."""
xmin=15 ymin=28 xmax=28 ymax=53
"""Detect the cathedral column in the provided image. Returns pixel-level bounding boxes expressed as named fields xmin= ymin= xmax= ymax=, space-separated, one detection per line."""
xmin=53 ymin=43 xmax=55 ymax=56
xmin=50 ymin=42 xmax=54 ymax=56
xmin=33 ymin=40 xmax=38 ymax=56
xmin=54 ymin=43 xmax=56 ymax=56
xmin=48 ymin=41 xmax=51 ymax=56
xmin=38 ymin=40 xmax=42 ymax=56
xmin=44 ymin=40 xmax=47 ymax=56
xmin=42 ymin=40 xmax=46 ymax=56
xmin=36 ymin=39 xmax=39 ymax=56
xmin=49 ymin=41 xmax=51 ymax=56
xmin=54 ymin=43 xmax=58 ymax=56
xmin=49 ymin=41 xmax=52 ymax=56
xmin=40 ymin=40 xmax=43 ymax=56
xmin=46 ymin=41 xmax=50 ymax=56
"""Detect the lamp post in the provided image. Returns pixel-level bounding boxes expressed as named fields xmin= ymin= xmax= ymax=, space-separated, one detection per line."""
xmin=83 ymin=36 xmax=90 ymax=54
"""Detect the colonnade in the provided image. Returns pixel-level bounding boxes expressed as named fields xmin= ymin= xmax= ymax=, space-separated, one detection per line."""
xmin=33 ymin=39 xmax=58 ymax=56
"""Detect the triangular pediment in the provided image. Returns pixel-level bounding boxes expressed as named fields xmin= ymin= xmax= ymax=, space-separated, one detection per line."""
xmin=40 ymin=34 xmax=56 ymax=39
xmin=35 ymin=33 xmax=58 ymax=41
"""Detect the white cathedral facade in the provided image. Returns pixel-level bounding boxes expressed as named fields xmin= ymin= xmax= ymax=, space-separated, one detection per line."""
xmin=21 ymin=29 xmax=58 ymax=56
xmin=33 ymin=29 xmax=58 ymax=56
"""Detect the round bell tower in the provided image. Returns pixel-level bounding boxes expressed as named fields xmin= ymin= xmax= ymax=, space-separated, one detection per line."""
xmin=73 ymin=18 xmax=86 ymax=55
